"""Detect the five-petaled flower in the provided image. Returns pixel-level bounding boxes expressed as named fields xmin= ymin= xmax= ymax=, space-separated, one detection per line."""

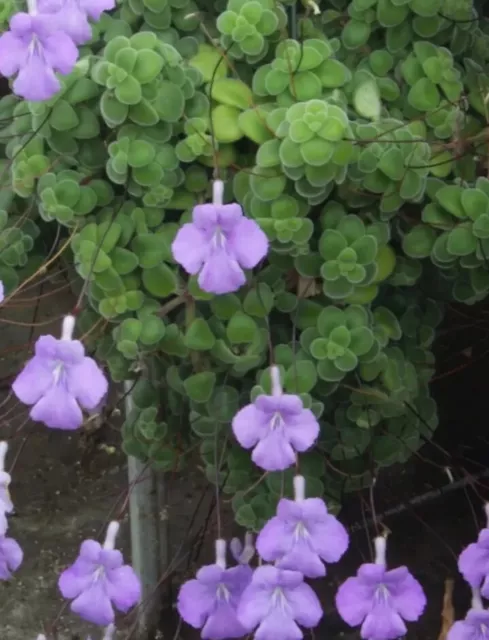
xmin=171 ymin=180 xmax=268 ymax=295
xmin=257 ymin=475 xmax=348 ymax=577
xmin=232 ymin=366 xmax=319 ymax=471
xmin=336 ymin=536 xmax=426 ymax=640
xmin=0 ymin=12 xmax=78 ymax=102
xmin=237 ymin=564 xmax=323 ymax=640
xmin=58 ymin=521 xmax=141 ymax=625
xmin=13 ymin=315 xmax=108 ymax=430
xmin=177 ymin=539 xmax=251 ymax=639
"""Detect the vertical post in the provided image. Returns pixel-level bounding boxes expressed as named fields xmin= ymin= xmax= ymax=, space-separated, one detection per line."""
xmin=124 ymin=381 xmax=168 ymax=638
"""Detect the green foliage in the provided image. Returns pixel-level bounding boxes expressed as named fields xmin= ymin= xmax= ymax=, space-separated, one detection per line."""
xmin=5 ymin=0 xmax=489 ymax=525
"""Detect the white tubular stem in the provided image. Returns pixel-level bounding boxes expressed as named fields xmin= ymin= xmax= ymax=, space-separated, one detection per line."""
xmin=102 ymin=624 xmax=116 ymax=640
xmin=270 ymin=366 xmax=282 ymax=397
xmin=472 ymin=587 xmax=484 ymax=610
xmin=374 ymin=536 xmax=387 ymax=566
xmin=212 ymin=180 xmax=224 ymax=206
xmin=0 ymin=442 xmax=7 ymax=473
xmin=103 ymin=521 xmax=120 ymax=550
xmin=215 ymin=538 xmax=226 ymax=569
xmin=61 ymin=315 xmax=76 ymax=341
xmin=293 ymin=475 xmax=306 ymax=501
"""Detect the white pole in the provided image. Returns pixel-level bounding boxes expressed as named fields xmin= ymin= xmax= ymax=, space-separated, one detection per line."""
xmin=124 ymin=380 xmax=167 ymax=637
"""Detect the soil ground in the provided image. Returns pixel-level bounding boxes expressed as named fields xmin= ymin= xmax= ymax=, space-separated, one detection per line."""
xmin=1 ymin=274 xmax=489 ymax=640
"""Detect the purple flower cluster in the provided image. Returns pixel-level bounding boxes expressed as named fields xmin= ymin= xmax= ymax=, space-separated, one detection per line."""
xmin=0 ymin=442 xmax=23 ymax=582
xmin=0 ymin=0 xmax=114 ymax=101
xmin=175 ymin=356 xmax=429 ymax=639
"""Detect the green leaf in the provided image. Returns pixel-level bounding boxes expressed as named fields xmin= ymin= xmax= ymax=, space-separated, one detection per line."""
xmin=141 ymin=263 xmax=178 ymax=297
xmin=133 ymin=49 xmax=164 ymax=84
xmin=407 ymin=78 xmax=440 ymax=111
xmin=446 ymin=225 xmax=477 ymax=257
xmin=184 ymin=318 xmax=216 ymax=350
xmin=211 ymin=78 xmax=253 ymax=110
xmin=402 ymin=225 xmax=437 ymax=258
xmin=284 ymin=360 xmax=318 ymax=394
xmin=461 ymin=188 xmax=489 ymax=221
xmin=139 ymin=315 xmax=166 ymax=345
xmin=110 ymin=247 xmax=139 ymax=274
xmin=184 ymin=372 xmax=217 ymax=403
xmin=353 ymin=80 xmax=381 ymax=120
xmin=115 ymin=76 xmax=142 ymax=105
xmin=131 ymin=233 xmax=165 ymax=267
xmin=243 ymin=284 xmax=274 ymax=317
xmin=227 ymin=312 xmax=259 ymax=344
xmin=207 ymin=386 xmax=240 ymax=423
xmin=435 ymin=185 xmax=465 ymax=218
xmin=51 ymin=100 xmax=79 ymax=131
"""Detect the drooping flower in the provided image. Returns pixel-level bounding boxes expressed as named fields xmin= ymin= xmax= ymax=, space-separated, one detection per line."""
xmin=447 ymin=589 xmax=489 ymax=640
xmin=177 ymin=539 xmax=251 ymax=639
xmin=0 ymin=533 xmax=23 ymax=580
xmin=0 ymin=442 xmax=14 ymax=535
xmin=13 ymin=315 xmax=108 ymax=430
xmin=257 ymin=475 xmax=348 ymax=577
xmin=58 ymin=521 xmax=141 ymax=625
xmin=232 ymin=366 xmax=319 ymax=471
xmin=237 ymin=565 xmax=323 ymax=640
xmin=0 ymin=12 xmax=78 ymax=102
xmin=171 ymin=180 xmax=268 ymax=295
xmin=37 ymin=0 xmax=115 ymax=44
xmin=448 ymin=608 xmax=489 ymax=640
xmin=459 ymin=505 xmax=489 ymax=597
xmin=336 ymin=536 xmax=426 ymax=640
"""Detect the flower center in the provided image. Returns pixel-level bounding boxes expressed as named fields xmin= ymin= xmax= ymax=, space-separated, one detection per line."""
xmin=28 ymin=34 xmax=45 ymax=62
xmin=270 ymin=412 xmax=284 ymax=430
xmin=270 ymin=587 xmax=289 ymax=612
xmin=216 ymin=583 xmax=230 ymax=602
xmin=374 ymin=584 xmax=390 ymax=605
xmin=52 ymin=362 xmax=64 ymax=384
xmin=293 ymin=521 xmax=308 ymax=541
xmin=212 ymin=227 xmax=226 ymax=250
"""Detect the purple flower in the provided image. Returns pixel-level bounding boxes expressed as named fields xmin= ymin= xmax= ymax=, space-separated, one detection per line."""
xmin=38 ymin=0 xmax=115 ymax=44
xmin=336 ymin=537 xmax=426 ymax=640
xmin=237 ymin=565 xmax=323 ymax=640
xmin=177 ymin=540 xmax=251 ymax=639
xmin=257 ymin=476 xmax=348 ymax=577
xmin=232 ymin=366 xmax=319 ymax=471
xmin=459 ymin=528 xmax=489 ymax=597
xmin=447 ymin=609 xmax=489 ymax=640
xmin=178 ymin=565 xmax=251 ymax=639
xmin=58 ymin=521 xmax=141 ymax=626
xmin=0 ymin=12 xmax=78 ymax=102
xmin=0 ymin=534 xmax=23 ymax=579
xmin=171 ymin=180 xmax=268 ymax=295
xmin=13 ymin=316 xmax=108 ymax=430
xmin=0 ymin=281 xmax=4 ymax=303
